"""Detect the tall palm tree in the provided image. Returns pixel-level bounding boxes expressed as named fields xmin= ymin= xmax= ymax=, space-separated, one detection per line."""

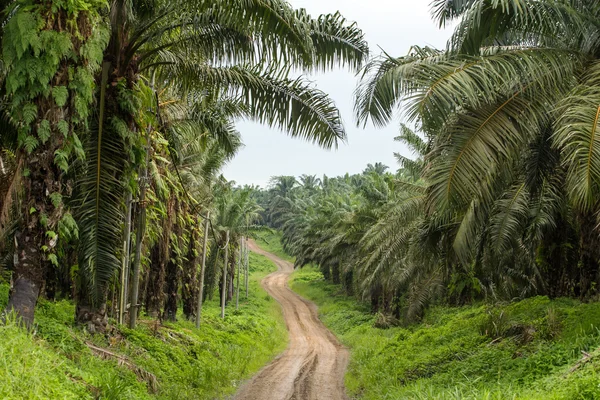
xmin=72 ymin=0 xmax=369 ymax=327
xmin=355 ymin=0 xmax=600 ymax=298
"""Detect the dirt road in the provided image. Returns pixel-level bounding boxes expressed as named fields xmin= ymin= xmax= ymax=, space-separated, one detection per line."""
xmin=234 ymin=240 xmax=349 ymax=400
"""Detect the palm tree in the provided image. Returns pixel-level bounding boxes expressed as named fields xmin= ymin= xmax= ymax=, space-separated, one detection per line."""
xmin=355 ymin=0 xmax=600 ymax=298
xmin=363 ymin=162 xmax=389 ymax=175
xmin=74 ymin=0 xmax=369 ymax=327
xmin=2 ymin=0 xmax=107 ymax=326
xmin=209 ymin=185 xmax=261 ymax=319
xmin=300 ymin=174 xmax=321 ymax=191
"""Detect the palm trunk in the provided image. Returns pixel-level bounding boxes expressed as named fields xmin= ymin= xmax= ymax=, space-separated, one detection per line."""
xmin=5 ymin=0 xmax=101 ymax=329
xmin=221 ymin=230 xmax=229 ymax=319
xmin=6 ymin=230 xmax=43 ymax=328
xmin=163 ymin=257 xmax=179 ymax=321
xmin=6 ymin=152 xmax=60 ymax=327
xmin=145 ymin=243 xmax=166 ymax=318
xmin=75 ymin=299 xmax=108 ymax=333
xmin=182 ymin=219 xmax=200 ymax=320
xmin=332 ymin=262 xmax=341 ymax=284
xmin=119 ymin=192 xmax=133 ymax=324
xmin=195 ymin=212 xmax=210 ymax=328
xmin=227 ymin=259 xmax=234 ymax=302
xmin=236 ymin=238 xmax=241 ymax=310
xmin=128 ymin=144 xmax=150 ymax=329
xmin=245 ymin=238 xmax=249 ymax=298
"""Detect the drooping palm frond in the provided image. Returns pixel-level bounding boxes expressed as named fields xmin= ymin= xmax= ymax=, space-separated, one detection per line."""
xmin=356 ymin=45 xmax=582 ymax=132
xmin=76 ymin=63 xmax=126 ymax=305
xmin=554 ymin=62 xmax=600 ymax=213
xmin=168 ymin=62 xmax=346 ymax=148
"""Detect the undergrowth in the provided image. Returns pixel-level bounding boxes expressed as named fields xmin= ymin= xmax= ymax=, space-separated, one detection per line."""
xmin=253 ymin=231 xmax=295 ymax=262
xmin=0 ymin=252 xmax=287 ymax=399
xmin=290 ymin=266 xmax=600 ymax=400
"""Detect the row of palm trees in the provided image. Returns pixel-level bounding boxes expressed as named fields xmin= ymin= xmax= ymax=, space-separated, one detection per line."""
xmin=261 ymin=0 xmax=600 ymax=321
xmin=0 ymin=0 xmax=369 ymax=328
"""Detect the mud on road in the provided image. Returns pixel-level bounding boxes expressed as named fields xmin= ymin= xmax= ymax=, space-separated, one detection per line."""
xmin=234 ymin=240 xmax=349 ymax=400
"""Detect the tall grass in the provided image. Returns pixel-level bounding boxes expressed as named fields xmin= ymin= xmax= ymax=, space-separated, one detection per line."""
xmin=0 ymin=252 xmax=287 ymax=399
xmin=290 ymin=267 xmax=600 ymax=400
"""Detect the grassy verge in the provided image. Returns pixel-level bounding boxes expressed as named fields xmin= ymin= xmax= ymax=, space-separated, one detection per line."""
xmin=290 ymin=266 xmax=600 ymax=400
xmin=253 ymin=231 xmax=295 ymax=263
xmin=0 ymin=252 xmax=287 ymax=400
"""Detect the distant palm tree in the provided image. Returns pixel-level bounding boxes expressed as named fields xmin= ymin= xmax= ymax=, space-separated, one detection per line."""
xmin=363 ymin=162 xmax=389 ymax=175
xmin=300 ymin=174 xmax=322 ymax=191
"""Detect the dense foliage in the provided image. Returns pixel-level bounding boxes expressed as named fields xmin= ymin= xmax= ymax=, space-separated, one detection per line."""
xmin=291 ymin=266 xmax=600 ymax=400
xmin=0 ymin=0 xmax=368 ymax=329
xmin=258 ymin=0 xmax=600 ymax=322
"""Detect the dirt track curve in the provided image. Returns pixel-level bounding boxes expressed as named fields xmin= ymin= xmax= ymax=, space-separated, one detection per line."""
xmin=234 ymin=239 xmax=349 ymax=400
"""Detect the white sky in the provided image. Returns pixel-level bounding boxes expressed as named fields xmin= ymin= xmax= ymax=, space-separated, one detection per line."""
xmin=223 ymin=0 xmax=453 ymax=188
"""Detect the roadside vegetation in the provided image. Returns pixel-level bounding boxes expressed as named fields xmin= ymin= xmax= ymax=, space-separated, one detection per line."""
xmin=291 ymin=266 xmax=600 ymax=400
xmin=0 ymin=253 xmax=287 ymax=400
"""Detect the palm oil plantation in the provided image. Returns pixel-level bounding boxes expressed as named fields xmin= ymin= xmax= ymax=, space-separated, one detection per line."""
xmin=3 ymin=0 xmax=600 ymax=399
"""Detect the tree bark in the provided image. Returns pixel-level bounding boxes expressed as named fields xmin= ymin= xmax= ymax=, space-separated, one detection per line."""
xmin=129 ymin=164 xmax=148 ymax=328
xmin=76 ymin=300 xmax=108 ymax=333
xmin=236 ymin=238 xmax=241 ymax=310
xmin=245 ymin=238 xmax=249 ymax=298
xmin=331 ymin=262 xmax=341 ymax=284
xmin=6 ymin=151 xmax=59 ymax=328
xmin=118 ymin=192 xmax=133 ymax=324
xmin=145 ymin=244 xmax=166 ymax=318
xmin=182 ymin=221 xmax=200 ymax=320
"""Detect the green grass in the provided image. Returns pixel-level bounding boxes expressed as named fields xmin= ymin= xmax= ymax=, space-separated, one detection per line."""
xmin=290 ymin=266 xmax=600 ymax=400
xmin=253 ymin=230 xmax=295 ymax=262
xmin=0 ymin=252 xmax=287 ymax=400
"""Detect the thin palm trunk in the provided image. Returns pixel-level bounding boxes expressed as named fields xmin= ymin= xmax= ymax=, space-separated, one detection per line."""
xmin=196 ymin=212 xmax=210 ymax=328
xmin=221 ymin=230 xmax=229 ymax=319
xmin=236 ymin=238 xmax=241 ymax=310
xmin=245 ymin=238 xmax=249 ymax=298
xmin=129 ymin=144 xmax=150 ymax=329
xmin=119 ymin=192 xmax=133 ymax=324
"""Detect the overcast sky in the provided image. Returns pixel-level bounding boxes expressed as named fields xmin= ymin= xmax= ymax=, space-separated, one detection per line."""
xmin=223 ymin=0 xmax=453 ymax=188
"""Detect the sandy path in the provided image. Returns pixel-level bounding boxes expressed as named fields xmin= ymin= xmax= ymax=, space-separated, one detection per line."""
xmin=234 ymin=240 xmax=349 ymax=400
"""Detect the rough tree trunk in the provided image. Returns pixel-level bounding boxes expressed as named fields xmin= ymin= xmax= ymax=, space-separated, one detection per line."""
xmin=163 ymin=257 xmax=180 ymax=321
xmin=145 ymin=244 xmax=166 ymax=318
xmin=182 ymin=227 xmax=199 ymax=319
xmin=577 ymin=214 xmax=600 ymax=298
xmin=6 ymin=146 xmax=61 ymax=327
xmin=331 ymin=262 xmax=341 ymax=284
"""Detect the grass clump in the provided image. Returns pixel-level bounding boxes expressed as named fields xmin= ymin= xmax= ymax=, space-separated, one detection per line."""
xmin=0 ymin=251 xmax=287 ymax=399
xmin=290 ymin=266 xmax=600 ymax=400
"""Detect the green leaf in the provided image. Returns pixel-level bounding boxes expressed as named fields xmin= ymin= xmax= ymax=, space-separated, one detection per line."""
xmin=22 ymin=135 xmax=39 ymax=153
xmin=38 ymin=119 xmax=51 ymax=143
xmin=57 ymin=120 xmax=69 ymax=137
xmin=52 ymin=86 xmax=69 ymax=107
xmin=22 ymin=103 xmax=37 ymax=125
xmin=47 ymin=253 xmax=58 ymax=266
xmin=54 ymin=149 xmax=69 ymax=172
xmin=49 ymin=192 xmax=63 ymax=207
